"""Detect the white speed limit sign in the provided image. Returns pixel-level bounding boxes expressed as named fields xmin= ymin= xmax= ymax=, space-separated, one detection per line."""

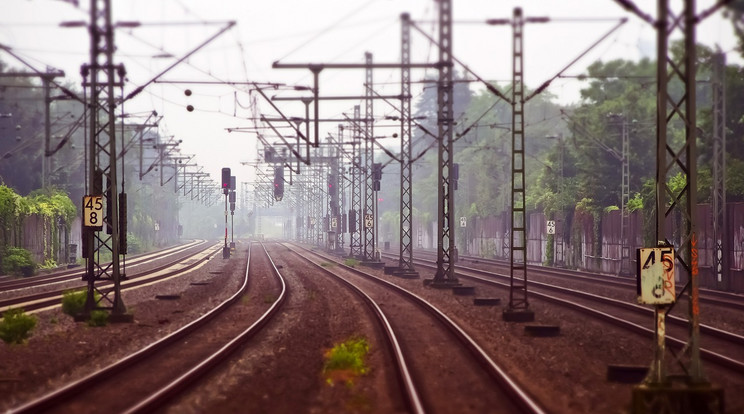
xmin=83 ymin=195 xmax=103 ymax=229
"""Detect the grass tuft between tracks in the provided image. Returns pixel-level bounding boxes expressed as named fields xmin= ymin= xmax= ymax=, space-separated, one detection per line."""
xmin=0 ymin=308 xmax=37 ymax=344
xmin=323 ymin=337 xmax=369 ymax=387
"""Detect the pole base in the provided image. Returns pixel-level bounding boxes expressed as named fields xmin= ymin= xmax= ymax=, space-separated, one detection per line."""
xmin=631 ymin=380 xmax=724 ymax=414
xmin=502 ymin=308 xmax=535 ymax=322
xmin=222 ymin=246 xmax=231 ymax=259
xmin=423 ymin=278 xmax=461 ymax=288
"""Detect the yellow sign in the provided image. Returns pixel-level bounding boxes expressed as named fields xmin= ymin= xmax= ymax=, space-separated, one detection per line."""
xmin=83 ymin=195 xmax=103 ymax=229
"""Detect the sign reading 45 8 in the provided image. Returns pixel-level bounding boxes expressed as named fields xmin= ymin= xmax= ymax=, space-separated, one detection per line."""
xmin=83 ymin=195 xmax=104 ymax=229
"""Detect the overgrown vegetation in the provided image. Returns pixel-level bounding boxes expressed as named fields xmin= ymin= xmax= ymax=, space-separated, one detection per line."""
xmin=323 ymin=337 xmax=370 ymax=386
xmin=1 ymin=246 xmax=36 ymax=276
xmin=344 ymin=258 xmax=360 ymax=268
xmin=0 ymin=308 xmax=37 ymax=344
xmin=87 ymin=310 xmax=108 ymax=327
xmin=61 ymin=288 xmax=91 ymax=317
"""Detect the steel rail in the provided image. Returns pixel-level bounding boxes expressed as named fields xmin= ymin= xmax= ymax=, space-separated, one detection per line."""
xmin=0 ymin=240 xmax=205 ymax=292
xmin=291 ymin=243 xmax=547 ymax=414
xmin=283 ymin=243 xmax=425 ymax=414
xmin=0 ymin=241 xmax=220 ymax=313
xmin=124 ymin=242 xmax=288 ymax=413
xmin=10 ymin=242 xmax=286 ymax=413
xmin=406 ymin=256 xmax=744 ymax=376
xmin=399 ymin=250 xmax=744 ymax=311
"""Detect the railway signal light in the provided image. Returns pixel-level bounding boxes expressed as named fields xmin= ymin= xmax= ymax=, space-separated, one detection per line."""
xmin=273 ymin=166 xmax=284 ymax=201
xmin=453 ymin=163 xmax=459 ymax=191
xmin=372 ymin=163 xmax=382 ymax=192
xmin=221 ymin=167 xmax=231 ymax=194
xmin=328 ymin=174 xmax=337 ymax=196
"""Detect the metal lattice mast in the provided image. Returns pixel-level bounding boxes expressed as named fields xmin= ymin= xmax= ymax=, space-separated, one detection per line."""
xmin=350 ymin=105 xmax=363 ymax=258
xmin=316 ymin=161 xmax=324 ymax=246
xmin=83 ymin=0 xmax=126 ymax=316
xmin=652 ymin=0 xmax=703 ymax=383
xmin=337 ymin=124 xmax=346 ymax=251
xmin=712 ymin=51 xmax=728 ymax=290
xmin=399 ymin=13 xmax=415 ymax=273
xmin=620 ymin=117 xmax=631 ymax=275
xmin=363 ymin=52 xmax=376 ymax=261
xmin=506 ymin=7 xmax=530 ymax=315
xmin=431 ymin=0 xmax=457 ymax=285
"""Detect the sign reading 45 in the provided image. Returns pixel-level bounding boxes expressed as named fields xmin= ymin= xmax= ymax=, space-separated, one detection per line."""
xmin=83 ymin=195 xmax=104 ymax=229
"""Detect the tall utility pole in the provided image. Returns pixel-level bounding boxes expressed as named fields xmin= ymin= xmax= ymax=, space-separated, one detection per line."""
xmin=397 ymin=13 xmax=418 ymax=277
xmin=363 ymin=52 xmax=377 ymax=262
xmin=712 ymin=51 xmax=728 ymax=291
xmin=504 ymin=7 xmax=533 ymax=321
xmin=350 ymin=105 xmax=363 ymax=258
xmin=428 ymin=0 xmax=458 ymax=287
xmin=620 ymin=116 xmax=630 ymax=276
xmin=82 ymin=0 xmax=128 ymax=319
xmin=631 ymin=0 xmax=723 ymax=411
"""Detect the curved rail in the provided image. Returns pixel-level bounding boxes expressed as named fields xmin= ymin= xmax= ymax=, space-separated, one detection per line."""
xmin=407 ymin=255 xmax=744 ymax=375
xmin=1 ymin=241 xmax=220 ymax=314
xmin=283 ymin=243 xmax=425 ymax=414
xmin=0 ymin=240 xmax=206 ymax=292
xmin=10 ymin=242 xmax=288 ymax=413
xmin=290 ymin=243 xmax=547 ymax=414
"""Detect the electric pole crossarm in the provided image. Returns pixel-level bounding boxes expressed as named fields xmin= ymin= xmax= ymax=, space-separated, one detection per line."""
xmin=272 ymin=94 xmax=408 ymax=101
xmin=260 ymin=116 xmax=310 ymax=166
xmin=272 ymin=62 xmax=443 ymax=70
xmin=122 ymin=21 xmax=236 ymax=102
xmin=253 ymin=85 xmax=311 ymax=151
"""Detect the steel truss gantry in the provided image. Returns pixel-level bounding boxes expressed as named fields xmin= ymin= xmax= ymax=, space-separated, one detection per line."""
xmin=712 ymin=51 xmax=728 ymax=291
xmin=628 ymin=0 xmax=724 ymax=410
xmin=428 ymin=0 xmax=458 ymax=286
xmin=82 ymin=0 xmax=128 ymax=318
xmin=398 ymin=13 xmax=417 ymax=276
xmin=505 ymin=7 xmax=531 ymax=318
xmin=350 ymin=105 xmax=364 ymax=258
xmin=363 ymin=52 xmax=377 ymax=262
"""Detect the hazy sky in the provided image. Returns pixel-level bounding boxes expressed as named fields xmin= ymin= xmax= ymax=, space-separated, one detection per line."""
xmin=1 ymin=0 xmax=739 ymax=189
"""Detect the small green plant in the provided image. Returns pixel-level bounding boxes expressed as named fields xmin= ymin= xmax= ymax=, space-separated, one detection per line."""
xmin=323 ymin=337 xmax=369 ymax=386
xmin=320 ymin=262 xmax=333 ymax=267
xmin=0 ymin=308 xmax=38 ymax=344
xmin=61 ymin=289 xmax=100 ymax=317
xmin=61 ymin=289 xmax=88 ymax=317
xmin=87 ymin=310 xmax=108 ymax=327
xmin=344 ymin=258 xmax=360 ymax=268
xmin=263 ymin=294 xmax=276 ymax=304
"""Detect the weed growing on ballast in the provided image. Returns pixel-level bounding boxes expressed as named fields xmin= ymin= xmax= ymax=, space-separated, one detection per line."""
xmin=323 ymin=337 xmax=370 ymax=386
xmin=0 ymin=308 xmax=37 ymax=344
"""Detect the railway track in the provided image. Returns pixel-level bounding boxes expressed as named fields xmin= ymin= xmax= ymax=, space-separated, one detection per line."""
xmin=9 ymin=242 xmax=287 ymax=414
xmin=0 ymin=240 xmax=220 ymax=314
xmin=0 ymin=240 xmax=206 ymax=293
xmin=411 ymin=250 xmax=744 ymax=311
xmin=289 ymin=243 xmax=546 ymax=414
xmin=395 ymin=253 xmax=744 ymax=377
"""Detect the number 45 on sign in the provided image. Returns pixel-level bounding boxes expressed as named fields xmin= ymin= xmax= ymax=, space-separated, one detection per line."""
xmin=83 ymin=195 xmax=103 ymax=229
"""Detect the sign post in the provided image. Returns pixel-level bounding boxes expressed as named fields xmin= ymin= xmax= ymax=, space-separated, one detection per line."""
xmin=637 ymin=245 xmax=676 ymax=384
